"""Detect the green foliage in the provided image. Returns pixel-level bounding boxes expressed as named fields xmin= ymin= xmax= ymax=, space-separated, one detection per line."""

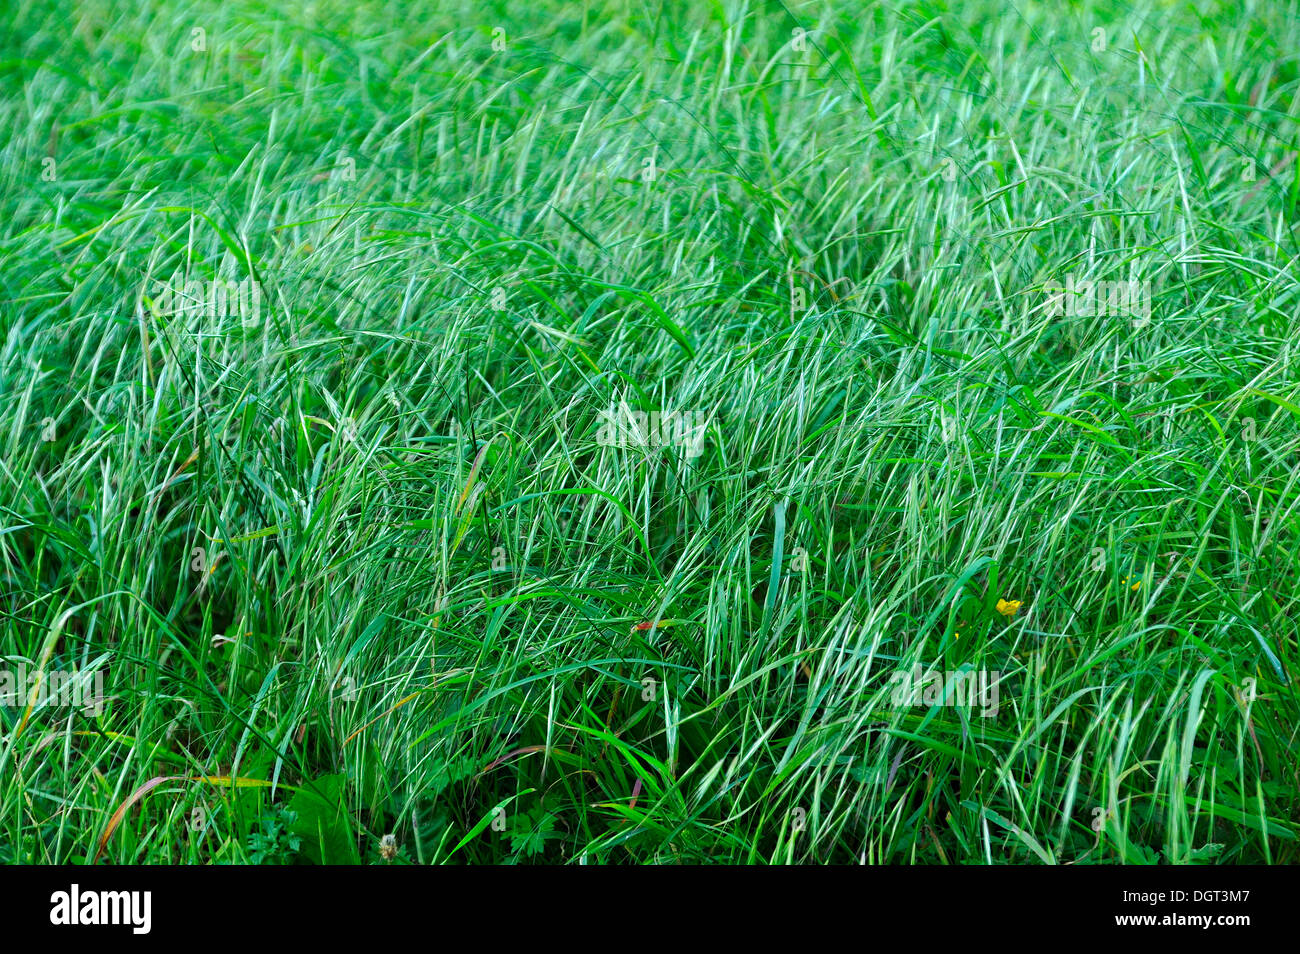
xmin=286 ymin=775 xmax=359 ymax=865
xmin=1 ymin=0 xmax=1297 ymax=865
xmin=244 ymin=805 xmax=303 ymax=865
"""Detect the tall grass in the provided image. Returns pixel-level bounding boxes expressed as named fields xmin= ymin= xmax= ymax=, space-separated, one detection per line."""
xmin=1 ymin=0 xmax=1297 ymax=864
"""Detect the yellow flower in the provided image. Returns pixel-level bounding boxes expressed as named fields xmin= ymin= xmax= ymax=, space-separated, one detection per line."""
xmin=1121 ymin=576 xmax=1141 ymax=591
xmin=996 ymin=598 xmax=1021 ymax=617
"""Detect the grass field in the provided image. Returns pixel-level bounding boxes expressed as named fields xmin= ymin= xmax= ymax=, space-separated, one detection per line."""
xmin=2 ymin=0 xmax=1298 ymax=865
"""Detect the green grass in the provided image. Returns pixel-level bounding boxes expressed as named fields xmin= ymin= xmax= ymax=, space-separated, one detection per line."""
xmin=1 ymin=0 xmax=1298 ymax=865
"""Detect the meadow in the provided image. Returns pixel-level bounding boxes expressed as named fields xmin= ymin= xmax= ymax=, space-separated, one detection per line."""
xmin=1 ymin=0 xmax=1297 ymax=864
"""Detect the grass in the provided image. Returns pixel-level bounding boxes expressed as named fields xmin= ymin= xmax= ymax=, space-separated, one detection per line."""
xmin=1 ymin=0 xmax=1298 ymax=865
